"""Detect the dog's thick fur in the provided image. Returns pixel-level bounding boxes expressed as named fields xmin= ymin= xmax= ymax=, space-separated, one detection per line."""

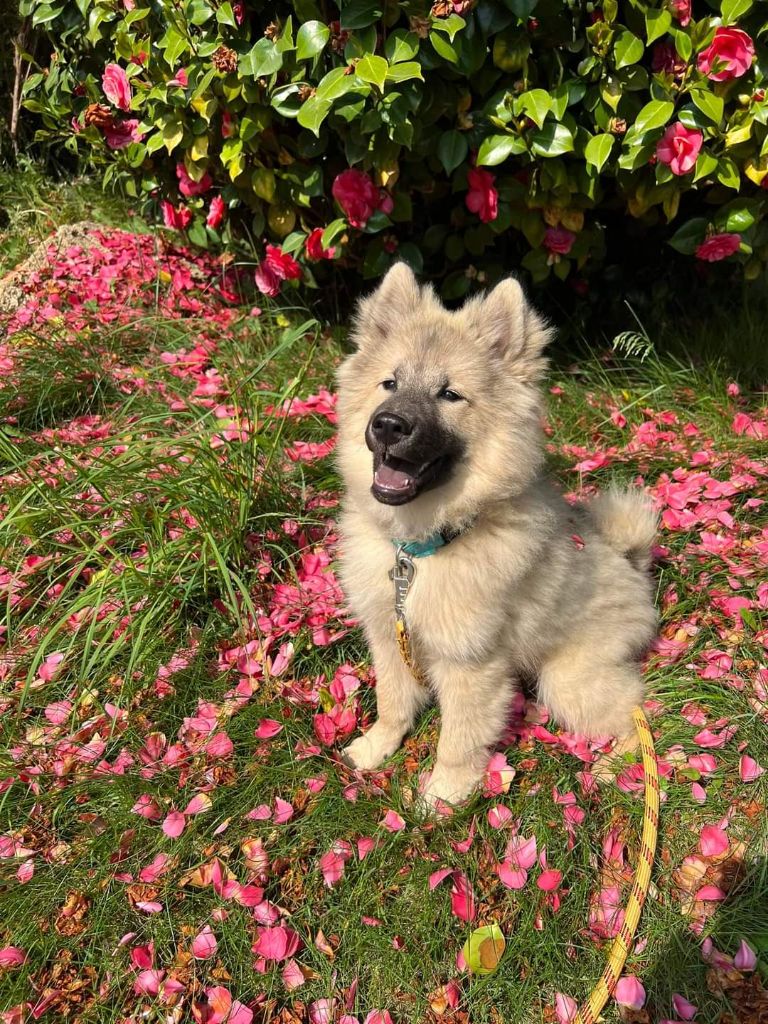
xmin=336 ymin=264 xmax=657 ymax=808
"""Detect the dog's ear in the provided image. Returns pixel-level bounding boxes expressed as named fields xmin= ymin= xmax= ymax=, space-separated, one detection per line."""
xmin=470 ymin=277 xmax=552 ymax=380
xmin=352 ymin=262 xmax=421 ymax=347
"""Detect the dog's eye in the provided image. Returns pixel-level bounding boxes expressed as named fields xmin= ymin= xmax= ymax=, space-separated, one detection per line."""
xmin=381 ymin=379 xmax=397 ymax=391
xmin=438 ymin=387 xmax=463 ymax=402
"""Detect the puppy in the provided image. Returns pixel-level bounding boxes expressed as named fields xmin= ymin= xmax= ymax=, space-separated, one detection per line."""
xmin=336 ymin=264 xmax=657 ymax=809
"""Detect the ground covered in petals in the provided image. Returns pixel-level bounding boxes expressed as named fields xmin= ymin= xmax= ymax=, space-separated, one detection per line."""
xmin=1 ymin=203 xmax=767 ymax=1024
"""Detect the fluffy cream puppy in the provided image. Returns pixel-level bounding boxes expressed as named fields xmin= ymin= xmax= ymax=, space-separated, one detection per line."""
xmin=336 ymin=264 xmax=657 ymax=809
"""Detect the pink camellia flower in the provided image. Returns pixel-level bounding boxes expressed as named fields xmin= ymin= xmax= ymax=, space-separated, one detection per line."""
xmin=465 ymin=167 xmax=498 ymax=223
xmin=614 ymin=976 xmax=646 ymax=1009
xmin=168 ymin=68 xmax=188 ymax=88
xmin=695 ymin=233 xmax=741 ymax=262
xmin=698 ymin=27 xmax=755 ymax=82
xmin=191 ymin=925 xmax=217 ymax=960
xmin=254 ymin=244 xmax=302 ymax=297
xmin=206 ymin=196 xmax=226 ymax=230
xmin=177 ymin=163 xmax=213 ymax=197
xmin=103 ymin=119 xmax=143 ymax=149
xmin=222 ymin=111 xmax=236 ymax=138
xmin=543 ymin=227 xmax=576 ymax=256
xmin=161 ymin=201 xmax=192 ymax=231
xmin=668 ymin=0 xmax=691 ymax=26
xmin=306 ymin=228 xmax=336 ymax=261
xmin=102 ymin=63 xmax=132 ymax=111
xmin=656 ymin=122 xmax=702 ymax=176
xmin=332 ymin=168 xmax=385 ymax=228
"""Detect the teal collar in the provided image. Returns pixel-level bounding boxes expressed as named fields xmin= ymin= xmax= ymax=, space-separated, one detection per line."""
xmin=393 ymin=526 xmax=466 ymax=559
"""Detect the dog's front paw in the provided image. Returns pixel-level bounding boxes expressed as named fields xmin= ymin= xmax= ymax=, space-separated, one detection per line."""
xmin=418 ymin=764 xmax=480 ymax=814
xmin=341 ymin=724 xmax=402 ymax=771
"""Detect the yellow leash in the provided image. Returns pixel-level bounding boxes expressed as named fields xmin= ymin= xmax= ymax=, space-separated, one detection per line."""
xmin=395 ymin=608 xmax=660 ymax=1020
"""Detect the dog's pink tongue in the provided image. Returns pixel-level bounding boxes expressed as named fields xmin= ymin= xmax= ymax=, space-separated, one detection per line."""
xmin=375 ymin=463 xmax=412 ymax=491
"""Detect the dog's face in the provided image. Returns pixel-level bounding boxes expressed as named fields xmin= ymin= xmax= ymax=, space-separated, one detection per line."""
xmin=336 ymin=264 xmax=552 ymax=531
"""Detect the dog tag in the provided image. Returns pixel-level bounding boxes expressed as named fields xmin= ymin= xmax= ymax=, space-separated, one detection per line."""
xmin=389 ymin=548 xmax=415 ymax=620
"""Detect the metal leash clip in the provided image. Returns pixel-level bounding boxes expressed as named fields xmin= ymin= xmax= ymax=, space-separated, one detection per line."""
xmin=389 ymin=545 xmax=415 ymax=620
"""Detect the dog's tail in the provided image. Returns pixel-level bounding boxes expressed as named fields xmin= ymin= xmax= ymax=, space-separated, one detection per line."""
xmin=590 ymin=487 xmax=657 ymax=572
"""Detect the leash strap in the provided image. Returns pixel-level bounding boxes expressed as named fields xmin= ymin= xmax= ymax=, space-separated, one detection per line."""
xmin=574 ymin=705 xmax=660 ymax=1024
xmin=389 ymin=550 xmax=660 ymax=1013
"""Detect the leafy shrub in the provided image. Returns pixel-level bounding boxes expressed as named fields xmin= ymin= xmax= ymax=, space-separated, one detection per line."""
xmin=19 ymin=0 xmax=768 ymax=303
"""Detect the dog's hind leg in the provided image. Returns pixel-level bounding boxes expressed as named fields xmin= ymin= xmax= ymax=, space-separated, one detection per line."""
xmin=342 ymin=623 xmax=430 ymax=771
xmin=536 ymin=645 xmax=643 ymax=754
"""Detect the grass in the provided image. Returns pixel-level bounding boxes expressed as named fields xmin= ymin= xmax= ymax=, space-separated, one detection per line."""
xmin=0 ymin=171 xmax=767 ymax=1024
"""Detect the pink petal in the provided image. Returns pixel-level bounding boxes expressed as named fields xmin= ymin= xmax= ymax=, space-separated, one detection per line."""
xmin=695 ymin=884 xmax=726 ymax=900
xmin=136 ymin=900 xmax=164 ymax=913
xmin=450 ymin=872 xmax=476 ymax=922
xmin=700 ymin=824 xmax=729 ymax=857
xmin=162 ymin=811 xmax=186 ymax=838
xmin=281 ymin=958 xmax=306 ymax=990
xmin=740 ymin=755 xmax=765 ymax=782
xmin=309 ymin=998 xmax=337 ymax=1024
xmin=614 ymin=976 xmax=646 ymax=1009
xmin=0 ymin=946 xmax=26 ymax=968
xmin=429 ymin=867 xmax=453 ymax=890
xmin=134 ymin=968 xmax=165 ymax=996
xmin=506 ymin=834 xmax=538 ymax=870
xmin=319 ymin=850 xmax=345 ymax=888
xmin=672 ymin=994 xmax=698 ymax=1020
xmin=381 ymin=810 xmax=405 ymax=832
xmin=205 ymin=731 xmax=234 ymax=757
xmin=537 ymin=869 xmax=563 ymax=891
xmin=191 ymin=925 xmax=217 ymax=960
xmin=273 ymin=798 xmax=294 ymax=824
xmin=555 ymin=992 xmax=578 ymax=1024
xmin=363 ymin=1012 xmax=393 ymax=1024
xmin=184 ymin=793 xmax=213 ymax=815
xmin=487 ymin=805 xmax=513 ymax=829
xmin=247 ymin=804 xmax=272 ymax=821
xmin=132 ymin=794 xmax=162 ymax=820
xmin=357 ymin=837 xmax=375 ymax=860
xmin=255 ymin=719 xmax=283 ymax=739
xmin=734 ymin=939 xmax=757 ymax=971
xmin=497 ymin=862 xmax=528 ymax=890
xmin=691 ymin=782 xmax=707 ymax=804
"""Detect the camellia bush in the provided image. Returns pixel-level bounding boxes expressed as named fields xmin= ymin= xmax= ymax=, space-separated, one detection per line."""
xmin=18 ymin=0 xmax=768 ymax=302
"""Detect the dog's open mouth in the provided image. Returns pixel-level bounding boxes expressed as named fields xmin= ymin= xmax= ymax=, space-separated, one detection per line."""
xmin=372 ymin=454 xmax=444 ymax=505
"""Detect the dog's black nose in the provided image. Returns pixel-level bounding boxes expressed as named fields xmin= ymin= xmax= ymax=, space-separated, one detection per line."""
xmin=370 ymin=411 xmax=412 ymax=446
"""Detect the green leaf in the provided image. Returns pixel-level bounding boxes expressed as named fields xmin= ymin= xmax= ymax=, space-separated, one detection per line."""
xmin=530 ymin=121 xmax=574 ymax=157
xmin=216 ymin=2 xmax=237 ymax=27
xmin=431 ymin=13 xmax=466 ymax=41
xmin=322 ymin=218 xmax=348 ymax=250
xmin=690 ymin=89 xmax=724 ymax=124
xmin=634 ymin=99 xmax=674 ymax=134
xmin=516 ymin=88 xmax=551 ymax=129
xmin=385 ymin=29 xmax=419 ymax=63
xmin=716 ymin=156 xmax=740 ymax=190
xmin=584 ymin=133 xmax=614 ymax=171
xmin=671 ymin=27 xmax=692 ymax=61
xmin=240 ymin=38 xmax=283 ymax=78
xmin=339 ymin=0 xmax=383 ymax=30
xmin=504 ymin=0 xmax=538 ymax=18
xmin=716 ymin=199 xmax=760 ymax=232
xmin=645 ymin=8 xmax=671 ymax=44
xmin=296 ymin=20 xmax=330 ymax=60
xmin=462 ymin=925 xmax=506 ymax=976
xmin=296 ymin=94 xmax=332 ymax=134
xmin=315 ymin=67 xmax=364 ymax=101
xmin=668 ymin=217 xmax=707 ymax=254
xmin=162 ymin=119 xmax=184 ymax=153
xmin=721 ymin=0 xmax=753 ymax=24
xmin=614 ymin=29 xmax=644 ymax=69
xmin=693 ymin=151 xmax=718 ymax=181
xmin=356 ymin=54 xmax=389 ymax=91
xmin=477 ymin=133 xmax=526 ymax=166
xmin=438 ymin=130 xmax=468 ymax=173
xmin=386 ymin=62 xmax=423 ymax=83
xmin=431 ymin=32 xmax=460 ymax=64
xmin=398 ymin=242 xmax=424 ymax=274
